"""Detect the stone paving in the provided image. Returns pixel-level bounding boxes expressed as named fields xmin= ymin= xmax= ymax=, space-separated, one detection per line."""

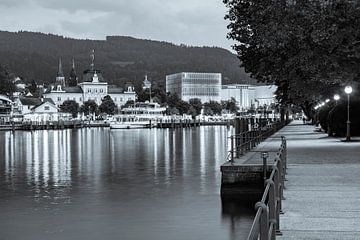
xmin=277 ymin=121 xmax=360 ymax=240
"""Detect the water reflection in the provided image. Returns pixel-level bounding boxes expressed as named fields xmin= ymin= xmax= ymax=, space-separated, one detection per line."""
xmin=0 ymin=126 xmax=255 ymax=240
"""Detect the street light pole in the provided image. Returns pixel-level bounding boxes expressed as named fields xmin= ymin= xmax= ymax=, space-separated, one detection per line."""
xmin=344 ymin=86 xmax=352 ymax=142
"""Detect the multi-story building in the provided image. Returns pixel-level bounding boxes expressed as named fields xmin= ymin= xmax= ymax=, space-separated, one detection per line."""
xmin=221 ymin=84 xmax=252 ymax=110
xmin=166 ymin=72 xmax=222 ymax=103
xmin=221 ymin=84 xmax=277 ymax=110
xmin=44 ymin=57 xmax=136 ymax=109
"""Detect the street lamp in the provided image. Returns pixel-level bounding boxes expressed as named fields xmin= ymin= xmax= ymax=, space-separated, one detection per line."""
xmin=325 ymin=99 xmax=330 ymax=103
xmin=344 ymin=86 xmax=353 ymax=141
xmin=334 ymin=94 xmax=340 ymax=105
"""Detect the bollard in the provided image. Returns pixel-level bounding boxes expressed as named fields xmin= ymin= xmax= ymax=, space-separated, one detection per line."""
xmin=262 ymin=152 xmax=269 ymax=185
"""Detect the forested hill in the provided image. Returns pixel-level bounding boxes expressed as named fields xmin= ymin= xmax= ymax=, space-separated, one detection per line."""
xmin=0 ymin=30 xmax=256 ymax=87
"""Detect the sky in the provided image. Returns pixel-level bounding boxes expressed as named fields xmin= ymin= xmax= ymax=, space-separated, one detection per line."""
xmin=0 ymin=0 xmax=234 ymax=51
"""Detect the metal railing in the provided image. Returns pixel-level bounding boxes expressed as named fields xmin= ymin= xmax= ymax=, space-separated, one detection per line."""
xmin=247 ymin=136 xmax=287 ymax=240
xmin=227 ymin=121 xmax=285 ymax=162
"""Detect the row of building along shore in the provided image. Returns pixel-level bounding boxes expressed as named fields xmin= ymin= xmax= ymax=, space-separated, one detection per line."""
xmin=0 ymin=53 xmax=277 ymax=127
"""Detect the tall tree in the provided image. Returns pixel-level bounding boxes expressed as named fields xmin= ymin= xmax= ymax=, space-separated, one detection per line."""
xmin=99 ymin=95 xmax=116 ymax=114
xmin=224 ymin=0 xmax=360 ymax=118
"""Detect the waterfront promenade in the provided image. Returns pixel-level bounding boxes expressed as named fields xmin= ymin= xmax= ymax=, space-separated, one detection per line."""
xmin=278 ymin=121 xmax=360 ymax=239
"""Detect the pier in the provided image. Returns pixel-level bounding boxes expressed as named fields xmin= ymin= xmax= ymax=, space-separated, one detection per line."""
xmin=221 ymin=120 xmax=360 ymax=239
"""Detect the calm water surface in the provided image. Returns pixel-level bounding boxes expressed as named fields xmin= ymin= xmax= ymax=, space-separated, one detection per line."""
xmin=0 ymin=126 xmax=253 ymax=240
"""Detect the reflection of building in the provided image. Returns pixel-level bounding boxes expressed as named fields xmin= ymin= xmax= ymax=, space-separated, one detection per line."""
xmin=166 ymin=72 xmax=222 ymax=103
xmin=221 ymin=84 xmax=277 ymax=110
xmin=44 ymin=54 xmax=136 ymax=108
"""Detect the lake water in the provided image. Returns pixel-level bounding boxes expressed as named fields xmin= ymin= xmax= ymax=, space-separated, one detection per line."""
xmin=0 ymin=126 xmax=254 ymax=240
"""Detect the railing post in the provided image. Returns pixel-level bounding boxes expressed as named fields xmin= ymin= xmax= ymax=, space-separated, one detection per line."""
xmin=255 ymin=202 xmax=269 ymax=240
xmin=273 ymin=163 xmax=282 ymax=235
xmin=262 ymin=152 xmax=269 ymax=185
xmin=230 ymin=136 xmax=234 ymax=163
xmin=266 ymin=179 xmax=276 ymax=240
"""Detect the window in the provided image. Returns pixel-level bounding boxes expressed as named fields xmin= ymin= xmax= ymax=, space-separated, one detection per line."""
xmin=58 ymin=97 xmax=61 ymax=101
xmin=44 ymin=106 xmax=50 ymax=111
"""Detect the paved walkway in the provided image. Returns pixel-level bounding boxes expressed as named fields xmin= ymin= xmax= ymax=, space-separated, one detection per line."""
xmin=277 ymin=121 xmax=360 ymax=239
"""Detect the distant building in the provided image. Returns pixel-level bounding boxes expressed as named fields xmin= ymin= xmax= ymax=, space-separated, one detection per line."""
xmin=44 ymin=53 xmax=136 ymax=109
xmin=221 ymin=84 xmax=277 ymax=110
xmin=166 ymin=72 xmax=222 ymax=103
xmin=221 ymin=84 xmax=252 ymax=110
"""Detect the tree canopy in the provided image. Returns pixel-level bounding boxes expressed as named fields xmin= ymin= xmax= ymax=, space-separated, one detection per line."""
xmin=99 ymin=95 xmax=116 ymax=115
xmin=224 ymin=0 xmax=360 ymax=115
xmin=60 ymin=100 xmax=79 ymax=118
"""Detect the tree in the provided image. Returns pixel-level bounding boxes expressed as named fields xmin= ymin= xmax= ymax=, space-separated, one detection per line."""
xmin=177 ymin=100 xmax=190 ymax=115
xmin=222 ymin=98 xmax=238 ymax=113
xmin=204 ymin=101 xmax=222 ymax=115
xmin=224 ymin=0 xmax=360 ymax=120
xmin=99 ymin=95 xmax=116 ymax=115
xmin=60 ymin=100 xmax=79 ymax=118
xmin=0 ymin=65 xmax=16 ymax=95
xmin=166 ymin=93 xmax=181 ymax=109
xmin=80 ymin=100 xmax=98 ymax=115
xmin=189 ymin=98 xmax=202 ymax=115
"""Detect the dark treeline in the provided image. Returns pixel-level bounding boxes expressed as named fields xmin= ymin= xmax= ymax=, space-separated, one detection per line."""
xmin=0 ymin=31 xmax=256 ymax=88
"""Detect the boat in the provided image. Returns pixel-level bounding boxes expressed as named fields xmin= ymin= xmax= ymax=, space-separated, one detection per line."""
xmin=110 ymin=102 xmax=166 ymax=129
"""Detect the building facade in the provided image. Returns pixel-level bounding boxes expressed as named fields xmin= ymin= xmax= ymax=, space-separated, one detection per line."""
xmin=166 ymin=72 xmax=222 ymax=103
xmin=221 ymin=84 xmax=252 ymax=110
xmin=44 ymin=58 xmax=136 ymax=109
xmin=221 ymin=84 xmax=277 ymax=110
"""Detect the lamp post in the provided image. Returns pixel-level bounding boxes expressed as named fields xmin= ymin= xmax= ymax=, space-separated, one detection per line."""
xmin=344 ymin=86 xmax=352 ymax=141
xmin=333 ymin=94 xmax=340 ymax=105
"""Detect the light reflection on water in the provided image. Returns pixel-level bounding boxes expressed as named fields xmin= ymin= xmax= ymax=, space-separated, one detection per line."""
xmin=0 ymin=126 xmax=253 ymax=240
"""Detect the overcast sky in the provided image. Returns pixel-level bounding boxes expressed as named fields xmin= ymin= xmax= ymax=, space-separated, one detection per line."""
xmin=0 ymin=0 xmax=234 ymax=51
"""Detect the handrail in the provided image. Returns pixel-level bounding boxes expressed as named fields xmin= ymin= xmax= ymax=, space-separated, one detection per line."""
xmin=246 ymin=136 xmax=287 ymax=240
xmin=227 ymin=121 xmax=286 ymax=162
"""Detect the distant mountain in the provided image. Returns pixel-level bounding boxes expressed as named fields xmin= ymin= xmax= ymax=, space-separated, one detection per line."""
xmin=0 ymin=30 xmax=257 ymax=88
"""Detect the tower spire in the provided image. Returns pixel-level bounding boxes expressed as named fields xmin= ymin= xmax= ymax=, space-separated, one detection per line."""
xmin=68 ymin=59 xmax=78 ymax=87
xmin=57 ymin=58 xmax=64 ymax=77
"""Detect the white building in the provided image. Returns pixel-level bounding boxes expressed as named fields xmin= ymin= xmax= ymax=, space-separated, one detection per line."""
xmin=44 ymin=58 xmax=136 ymax=109
xmin=221 ymin=84 xmax=252 ymax=110
xmin=166 ymin=72 xmax=222 ymax=103
xmin=221 ymin=84 xmax=277 ymax=110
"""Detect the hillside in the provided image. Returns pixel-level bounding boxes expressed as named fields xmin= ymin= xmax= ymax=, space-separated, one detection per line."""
xmin=0 ymin=31 xmax=256 ymax=87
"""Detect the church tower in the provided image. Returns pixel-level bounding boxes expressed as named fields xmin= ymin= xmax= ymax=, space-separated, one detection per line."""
xmin=55 ymin=58 xmax=65 ymax=91
xmin=68 ymin=59 xmax=78 ymax=87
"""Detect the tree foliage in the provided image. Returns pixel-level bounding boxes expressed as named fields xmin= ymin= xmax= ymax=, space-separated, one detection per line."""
xmin=99 ymin=95 xmax=116 ymax=114
xmin=80 ymin=100 xmax=98 ymax=115
xmin=189 ymin=98 xmax=203 ymax=115
xmin=222 ymin=98 xmax=238 ymax=113
xmin=204 ymin=101 xmax=222 ymax=115
xmin=60 ymin=100 xmax=79 ymax=118
xmin=224 ymin=0 xmax=360 ymax=116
